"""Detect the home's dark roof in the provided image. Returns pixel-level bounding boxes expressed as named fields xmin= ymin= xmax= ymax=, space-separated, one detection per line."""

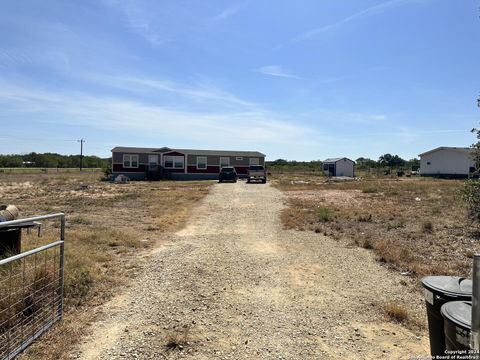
xmin=418 ymin=146 xmax=472 ymax=157
xmin=111 ymin=147 xmax=161 ymax=153
xmin=173 ymin=149 xmax=265 ymax=157
xmin=112 ymin=146 xmax=265 ymax=157
xmin=323 ymin=157 xmax=354 ymax=163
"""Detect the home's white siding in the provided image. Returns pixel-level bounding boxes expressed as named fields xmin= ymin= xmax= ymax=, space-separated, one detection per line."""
xmin=335 ymin=159 xmax=355 ymax=177
xmin=420 ymin=148 xmax=474 ymax=176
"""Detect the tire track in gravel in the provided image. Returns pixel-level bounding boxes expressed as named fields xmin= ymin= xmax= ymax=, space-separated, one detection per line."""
xmin=76 ymin=181 xmax=429 ymax=359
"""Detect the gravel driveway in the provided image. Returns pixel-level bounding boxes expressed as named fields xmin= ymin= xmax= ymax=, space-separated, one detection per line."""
xmin=77 ymin=181 xmax=428 ymax=359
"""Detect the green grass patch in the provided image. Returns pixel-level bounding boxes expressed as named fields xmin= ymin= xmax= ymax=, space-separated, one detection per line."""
xmin=316 ymin=206 xmax=334 ymax=222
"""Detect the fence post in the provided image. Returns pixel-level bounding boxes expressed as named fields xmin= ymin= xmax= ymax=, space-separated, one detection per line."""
xmin=471 ymin=254 xmax=480 ymax=357
xmin=58 ymin=214 xmax=65 ymax=320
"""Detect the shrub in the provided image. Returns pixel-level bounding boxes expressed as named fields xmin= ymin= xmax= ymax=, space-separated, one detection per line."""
xmin=357 ymin=214 xmax=372 ymax=222
xmin=463 ymin=179 xmax=480 ymax=223
xmin=386 ymin=220 xmax=405 ymax=230
xmin=422 ymin=221 xmax=433 ymax=233
xmin=70 ymin=216 xmax=92 ymax=225
xmin=65 ymin=266 xmax=93 ymax=301
xmin=362 ymin=238 xmax=374 ymax=249
xmin=384 ymin=301 xmax=409 ymax=323
xmin=463 ymin=126 xmax=480 ymax=225
xmin=316 ymin=206 xmax=333 ymax=222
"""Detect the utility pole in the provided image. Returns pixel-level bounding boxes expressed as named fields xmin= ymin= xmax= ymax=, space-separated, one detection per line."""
xmin=78 ymin=139 xmax=85 ymax=171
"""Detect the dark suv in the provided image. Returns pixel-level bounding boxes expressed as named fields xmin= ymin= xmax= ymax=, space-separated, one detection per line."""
xmin=219 ymin=166 xmax=237 ymax=183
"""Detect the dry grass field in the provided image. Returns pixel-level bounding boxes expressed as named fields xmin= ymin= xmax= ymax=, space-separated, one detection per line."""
xmin=274 ymin=174 xmax=477 ymax=279
xmin=0 ymin=171 xmax=211 ymax=359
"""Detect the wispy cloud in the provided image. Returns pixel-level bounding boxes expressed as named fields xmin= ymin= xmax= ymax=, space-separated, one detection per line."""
xmin=289 ymin=0 xmax=421 ymax=44
xmin=0 ymin=50 xmax=34 ymax=69
xmin=102 ymin=0 xmax=169 ymax=46
xmin=0 ymin=82 xmax=324 ymax=152
xmin=318 ymin=66 xmax=392 ymax=84
xmin=87 ymin=74 xmax=257 ymax=108
xmin=256 ymin=65 xmax=302 ymax=79
xmin=212 ymin=4 xmax=243 ymax=21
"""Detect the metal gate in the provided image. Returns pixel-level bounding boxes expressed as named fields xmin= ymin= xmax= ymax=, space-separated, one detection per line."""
xmin=0 ymin=213 xmax=65 ymax=360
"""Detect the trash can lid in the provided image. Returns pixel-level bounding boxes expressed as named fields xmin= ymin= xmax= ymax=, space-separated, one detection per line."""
xmin=421 ymin=276 xmax=472 ymax=297
xmin=440 ymin=301 xmax=472 ymax=329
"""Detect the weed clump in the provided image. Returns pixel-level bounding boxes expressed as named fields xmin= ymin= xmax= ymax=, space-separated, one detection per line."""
xmin=70 ymin=216 xmax=92 ymax=225
xmin=316 ymin=206 xmax=333 ymax=222
xmin=422 ymin=221 xmax=433 ymax=233
xmin=362 ymin=238 xmax=374 ymax=250
xmin=357 ymin=214 xmax=372 ymax=222
xmin=384 ymin=301 xmax=408 ymax=323
xmin=165 ymin=327 xmax=190 ymax=351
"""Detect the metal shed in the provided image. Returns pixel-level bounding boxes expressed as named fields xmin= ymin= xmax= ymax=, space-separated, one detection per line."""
xmin=419 ymin=147 xmax=475 ymax=178
xmin=323 ymin=158 xmax=355 ymax=177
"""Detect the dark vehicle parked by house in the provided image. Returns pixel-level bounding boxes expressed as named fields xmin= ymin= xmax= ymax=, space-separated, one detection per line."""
xmin=219 ymin=167 xmax=237 ymax=183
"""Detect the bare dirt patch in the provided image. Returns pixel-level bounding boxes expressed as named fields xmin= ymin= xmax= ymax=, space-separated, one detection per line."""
xmin=274 ymin=175 xmax=478 ymax=328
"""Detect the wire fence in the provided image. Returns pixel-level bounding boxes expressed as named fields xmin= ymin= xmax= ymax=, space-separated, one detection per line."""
xmin=0 ymin=214 xmax=65 ymax=360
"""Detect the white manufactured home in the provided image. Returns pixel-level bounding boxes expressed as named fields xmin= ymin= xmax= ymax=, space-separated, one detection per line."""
xmin=419 ymin=147 xmax=475 ymax=178
xmin=323 ymin=158 xmax=355 ymax=177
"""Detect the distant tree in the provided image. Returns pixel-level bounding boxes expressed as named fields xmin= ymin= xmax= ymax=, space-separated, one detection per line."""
xmin=378 ymin=154 xmax=406 ymax=168
xmin=0 ymin=155 xmax=22 ymax=167
xmin=356 ymin=157 xmax=378 ymax=169
xmin=0 ymin=152 xmax=109 ymax=168
xmin=271 ymin=159 xmax=288 ymax=166
xmin=407 ymin=158 xmax=420 ymax=170
xmin=378 ymin=153 xmax=393 ymax=167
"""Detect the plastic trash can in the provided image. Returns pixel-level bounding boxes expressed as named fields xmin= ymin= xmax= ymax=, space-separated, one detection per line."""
xmin=421 ymin=276 xmax=472 ymax=356
xmin=441 ymin=301 xmax=472 ymax=351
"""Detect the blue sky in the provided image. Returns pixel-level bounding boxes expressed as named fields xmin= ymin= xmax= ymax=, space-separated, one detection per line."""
xmin=0 ymin=0 xmax=478 ymax=161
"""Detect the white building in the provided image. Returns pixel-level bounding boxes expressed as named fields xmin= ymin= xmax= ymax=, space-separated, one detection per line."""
xmin=323 ymin=158 xmax=355 ymax=177
xmin=419 ymin=147 xmax=475 ymax=178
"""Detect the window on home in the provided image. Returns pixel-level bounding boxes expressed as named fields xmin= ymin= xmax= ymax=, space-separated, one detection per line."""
xmin=123 ymin=154 xmax=139 ymax=168
xmin=148 ymin=155 xmax=158 ymax=170
xmin=220 ymin=157 xmax=230 ymax=167
xmin=236 ymin=157 xmax=243 ymax=160
xmin=174 ymin=157 xmax=184 ymax=168
xmin=164 ymin=157 xmax=173 ymax=168
xmin=249 ymin=158 xmax=259 ymax=166
xmin=427 ymin=161 xmax=431 ymax=165
xmin=197 ymin=156 xmax=207 ymax=169
xmin=164 ymin=155 xmax=184 ymax=169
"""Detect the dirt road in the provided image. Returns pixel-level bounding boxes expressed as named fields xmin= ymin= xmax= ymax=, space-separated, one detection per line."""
xmin=76 ymin=181 xmax=428 ymax=359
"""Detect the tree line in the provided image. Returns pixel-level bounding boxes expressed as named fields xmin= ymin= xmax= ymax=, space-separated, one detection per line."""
xmin=356 ymin=154 xmax=419 ymax=170
xmin=0 ymin=152 xmax=110 ymax=169
xmin=267 ymin=154 xmax=419 ymax=171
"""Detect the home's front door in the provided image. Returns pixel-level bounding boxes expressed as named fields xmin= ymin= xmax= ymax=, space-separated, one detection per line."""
xmin=148 ymin=155 xmax=159 ymax=170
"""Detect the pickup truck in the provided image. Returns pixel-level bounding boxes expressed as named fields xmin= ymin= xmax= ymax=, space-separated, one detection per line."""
xmin=247 ymin=165 xmax=267 ymax=183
